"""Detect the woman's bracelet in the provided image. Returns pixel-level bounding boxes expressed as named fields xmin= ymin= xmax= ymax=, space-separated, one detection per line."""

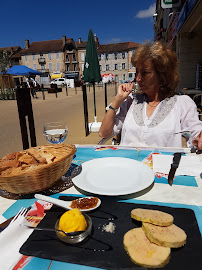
xmin=106 ymin=103 xmax=119 ymax=112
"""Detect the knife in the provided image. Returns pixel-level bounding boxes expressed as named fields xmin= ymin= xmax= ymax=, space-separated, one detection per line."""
xmin=168 ymin=153 xmax=182 ymax=186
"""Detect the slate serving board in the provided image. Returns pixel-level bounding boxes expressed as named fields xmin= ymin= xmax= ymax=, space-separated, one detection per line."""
xmin=20 ymin=196 xmax=202 ymax=270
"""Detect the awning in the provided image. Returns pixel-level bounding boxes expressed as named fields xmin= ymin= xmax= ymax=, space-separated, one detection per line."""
xmin=51 ymin=74 xmax=62 ymax=79
xmin=101 ymin=73 xmax=115 ymax=77
xmin=1 ymin=65 xmax=42 ymax=76
xmin=65 ymin=72 xmax=79 ymax=78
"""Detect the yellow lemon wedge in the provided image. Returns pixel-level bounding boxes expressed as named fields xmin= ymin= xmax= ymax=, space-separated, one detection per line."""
xmin=59 ymin=209 xmax=87 ymax=233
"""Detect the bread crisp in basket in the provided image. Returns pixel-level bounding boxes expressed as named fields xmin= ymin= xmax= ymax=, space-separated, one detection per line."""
xmin=0 ymin=144 xmax=77 ymax=195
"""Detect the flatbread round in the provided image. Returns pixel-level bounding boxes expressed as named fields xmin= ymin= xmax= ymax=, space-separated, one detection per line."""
xmin=142 ymin=222 xmax=187 ymax=248
xmin=123 ymin=228 xmax=170 ymax=268
xmin=131 ymin=208 xmax=174 ymax=226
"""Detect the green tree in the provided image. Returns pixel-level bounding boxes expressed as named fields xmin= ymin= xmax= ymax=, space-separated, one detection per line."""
xmin=0 ymin=50 xmax=11 ymax=73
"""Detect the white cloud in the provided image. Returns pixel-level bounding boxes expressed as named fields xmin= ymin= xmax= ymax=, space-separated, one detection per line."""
xmin=135 ymin=3 xmax=156 ymax=19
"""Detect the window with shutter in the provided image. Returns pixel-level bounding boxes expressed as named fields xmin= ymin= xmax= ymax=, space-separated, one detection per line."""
xmin=56 ymin=63 xmax=60 ymax=71
xmin=49 ymin=63 xmax=52 ymax=71
xmin=73 ymin=54 xmax=77 ymax=61
xmin=81 ymin=53 xmax=85 ymax=61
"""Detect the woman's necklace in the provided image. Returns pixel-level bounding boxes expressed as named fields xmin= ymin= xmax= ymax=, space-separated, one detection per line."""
xmin=147 ymin=101 xmax=160 ymax=107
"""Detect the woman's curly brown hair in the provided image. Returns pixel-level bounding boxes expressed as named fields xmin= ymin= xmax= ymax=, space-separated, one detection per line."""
xmin=131 ymin=41 xmax=179 ymax=99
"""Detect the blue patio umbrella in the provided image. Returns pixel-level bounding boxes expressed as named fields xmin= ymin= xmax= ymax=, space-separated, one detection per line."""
xmin=3 ymin=65 xmax=42 ymax=76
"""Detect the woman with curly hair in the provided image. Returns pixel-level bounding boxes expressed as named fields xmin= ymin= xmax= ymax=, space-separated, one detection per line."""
xmin=99 ymin=41 xmax=202 ymax=149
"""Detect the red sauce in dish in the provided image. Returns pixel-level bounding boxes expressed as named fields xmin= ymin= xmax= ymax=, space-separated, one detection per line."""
xmin=70 ymin=197 xmax=99 ymax=210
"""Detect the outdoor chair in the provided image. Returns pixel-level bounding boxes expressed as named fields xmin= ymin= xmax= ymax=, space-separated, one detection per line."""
xmin=98 ymin=133 xmax=121 ymax=145
xmin=50 ymin=83 xmax=58 ymax=89
xmin=193 ymin=93 xmax=202 ymax=120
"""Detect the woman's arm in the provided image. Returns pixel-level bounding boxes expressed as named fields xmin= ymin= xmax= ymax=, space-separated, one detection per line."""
xmin=179 ymin=95 xmax=202 ymax=149
xmin=193 ymin=131 xmax=202 ymax=150
xmin=99 ymin=83 xmax=133 ymax=138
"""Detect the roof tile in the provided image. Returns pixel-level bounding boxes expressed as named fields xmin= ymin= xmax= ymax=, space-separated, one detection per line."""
xmin=20 ymin=38 xmax=77 ymax=55
xmin=98 ymin=42 xmax=140 ymax=53
xmin=75 ymin=41 xmax=87 ymax=49
xmin=20 ymin=39 xmax=63 ymax=55
xmin=0 ymin=46 xmax=21 ymax=53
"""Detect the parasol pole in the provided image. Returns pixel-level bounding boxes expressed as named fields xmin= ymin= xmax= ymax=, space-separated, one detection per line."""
xmin=93 ymin=82 xmax=97 ymax=122
xmin=82 ymin=84 xmax=90 ymax=136
xmin=104 ymin=83 xmax=107 ymax=112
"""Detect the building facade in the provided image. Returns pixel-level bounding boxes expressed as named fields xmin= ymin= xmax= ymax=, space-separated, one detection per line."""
xmin=2 ymin=36 xmax=140 ymax=86
xmin=76 ymin=38 xmax=87 ymax=79
xmin=20 ymin=38 xmax=66 ymax=85
xmin=154 ymin=0 xmax=202 ymax=91
xmin=97 ymin=42 xmax=139 ymax=83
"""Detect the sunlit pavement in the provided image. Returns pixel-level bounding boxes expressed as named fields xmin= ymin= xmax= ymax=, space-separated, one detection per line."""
xmin=0 ymin=84 xmax=116 ymax=157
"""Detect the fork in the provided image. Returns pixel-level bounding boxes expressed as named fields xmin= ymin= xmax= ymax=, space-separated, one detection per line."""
xmin=174 ymin=131 xmax=192 ymax=138
xmin=174 ymin=131 xmax=201 ymax=153
xmin=174 ymin=131 xmax=191 ymax=134
xmin=9 ymin=207 xmax=28 ymax=225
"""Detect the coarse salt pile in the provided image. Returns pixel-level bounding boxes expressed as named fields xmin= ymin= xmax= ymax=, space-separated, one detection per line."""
xmin=102 ymin=222 xmax=116 ymax=233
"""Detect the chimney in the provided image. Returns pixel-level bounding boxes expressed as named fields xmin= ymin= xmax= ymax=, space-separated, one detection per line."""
xmin=25 ymin=39 xmax=29 ymax=49
xmin=94 ymin=34 xmax=99 ymax=48
xmin=62 ymin=35 xmax=66 ymax=47
xmin=79 ymin=37 xmax=82 ymax=44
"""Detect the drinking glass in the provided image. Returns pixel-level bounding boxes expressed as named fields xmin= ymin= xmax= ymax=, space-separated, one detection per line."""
xmin=43 ymin=121 xmax=68 ymax=144
xmin=132 ymin=82 xmax=142 ymax=94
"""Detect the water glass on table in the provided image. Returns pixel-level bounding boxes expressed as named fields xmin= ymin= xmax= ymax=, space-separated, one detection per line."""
xmin=43 ymin=121 xmax=68 ymax=144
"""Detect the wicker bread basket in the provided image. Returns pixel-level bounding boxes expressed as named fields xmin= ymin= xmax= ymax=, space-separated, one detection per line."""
xmin=0 ymin=144 xmax=77 ymax=195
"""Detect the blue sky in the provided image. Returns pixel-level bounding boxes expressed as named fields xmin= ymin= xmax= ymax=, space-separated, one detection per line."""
xmin=0 ymin=0 xmax=156 ymax=48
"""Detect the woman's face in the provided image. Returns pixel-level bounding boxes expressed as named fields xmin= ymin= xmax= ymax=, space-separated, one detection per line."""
xmin=136 ymin=59 xmax=160 ymax=96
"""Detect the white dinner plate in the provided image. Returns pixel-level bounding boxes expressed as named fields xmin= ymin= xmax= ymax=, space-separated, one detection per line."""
xmin=72 ymin=157 xmax=154 ymax=196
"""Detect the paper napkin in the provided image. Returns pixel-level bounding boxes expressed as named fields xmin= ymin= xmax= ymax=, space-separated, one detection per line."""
xmin=152 ymin=154 xmax=202 ymax=177
xmin=0 ymin=214 xmax=33 ymax=270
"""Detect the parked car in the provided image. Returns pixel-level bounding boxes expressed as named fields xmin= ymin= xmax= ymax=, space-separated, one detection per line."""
xmin=50 ymin=78 xmax=66 ymax=86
